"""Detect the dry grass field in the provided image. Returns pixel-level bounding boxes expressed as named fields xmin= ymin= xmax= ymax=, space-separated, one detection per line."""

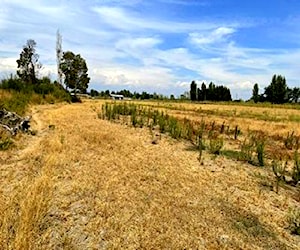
xmin=0 ymin=100 xmax=299 ymax=249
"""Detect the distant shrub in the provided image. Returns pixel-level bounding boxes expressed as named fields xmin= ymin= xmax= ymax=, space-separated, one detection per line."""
xmin=0 ymin=76 xmax=71 ymax=114
xmin=0 ymin=91 xmax=30 ymax=115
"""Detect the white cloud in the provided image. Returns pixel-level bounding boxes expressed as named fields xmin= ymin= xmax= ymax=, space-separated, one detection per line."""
xmin=189 ymin=27 xmax=236 ymax=46
xmin=91 ymin=64 xmax=175 ymax=91
xmin=0 ymin=57 xmax=17 ymax=71
xmin=92 ymin=6 xmax=222 ymax=33
xmin=0 ymin=0 xmax=299 ymax=100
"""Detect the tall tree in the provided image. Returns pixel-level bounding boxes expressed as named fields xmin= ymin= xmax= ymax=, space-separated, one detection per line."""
xmin=197 ymin=88 xmax=201 ymax=101
xmin=264 ymin=74 xmax=287 ymax=104
xmin=252 ymin=83 xmax=259 ymax=103
xmin=56 ymin=30 xmax=63 ymax=86
xmin=201 ymin=82 xmax=207 ymax=101
xmin=207 ymin=82 xmax=215 ymax=100
xmin=190 ymin=80 xmax=197 ymax=101
xmin=60 ymin=51 xmax=90 ymax=94
xmin=16 ymin=39 xmax=41 ymax=84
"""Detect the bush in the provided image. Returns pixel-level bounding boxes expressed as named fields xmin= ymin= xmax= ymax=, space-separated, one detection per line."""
xmin=0 ymin=76 xmax=71 ymax=114
xmin=0 ymin=91 xmax=30 ymax=115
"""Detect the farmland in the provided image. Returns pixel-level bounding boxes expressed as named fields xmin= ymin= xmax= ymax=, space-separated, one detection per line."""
xmin=0 ymin=99 xmax=299 ymax=249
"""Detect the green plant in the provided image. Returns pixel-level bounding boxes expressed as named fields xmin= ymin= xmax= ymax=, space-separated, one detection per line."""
xmin=287 ymin=208 xmax=300 ymax=235
xmin=168 ymin=117 xmax=181 ymax=139
xmin=0 ymin=137 xmax=13 ymax=150
xmin=158 ymin=112 xmax=166 ymax=133
xmin=239 ymin=136 xmax=255 ymax=163
xmin=131 ymin=109 xmax=138 ymax=127
xmin=292 ymin=151 xmax=300 ymax=185
xmin=0 ymin=130 xmax=13 ymax=150
xmin=284 ymin=131 xmax=296 ymax=150
xmin=272 ymin=160 xmax=287 ymax=193
xmin=209 ymin=133 xmax=223 ymax=155
xmin=256 ymin=139 xmax=265 ymax=167
xmin=182 ymin=119 xmax=193 ymax=141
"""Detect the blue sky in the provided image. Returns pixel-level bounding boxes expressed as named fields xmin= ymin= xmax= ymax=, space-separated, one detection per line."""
xmin=1 ymin=0 xmax=300 ymax=99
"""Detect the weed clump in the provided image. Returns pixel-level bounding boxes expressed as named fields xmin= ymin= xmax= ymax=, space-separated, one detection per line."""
xmin=292 ymin=151 xmax=300 ymax=184
xmin=272 ymin=160 xmax=287 ymax=193
xmin=284 ymin=131 xmax=299 ymax=150
xmin=240 ymin=136 xmax=255 ymax=164
xmin=208 ymin=133 xmax=224 ymax=155
xmin=256 ymin=137 xmax=265 ymax=167
xmin=287 ymin=208 xmax=300 ymax=235
xmin=0 ymin=132 xmax=13 ymax=150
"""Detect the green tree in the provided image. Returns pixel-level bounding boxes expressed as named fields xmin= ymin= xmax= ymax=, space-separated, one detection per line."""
xmin=90 ymin=89 xmax=99 ymax=97
xmin=60 ymin=51 xmax=90 ymax=94
xmin=201 ymin=82 xmax=207 ymax=101
xmin=197 ymin=88 xmax=201 ymax=101
xmin=252 ymin=83 xmax=259 ymax=103
xmin=190 ymin=80 xmax=197 ymax=101
xmin=264 ymin=75 xmax=287 ymax=104
xmin=288 ymin=87 xmax=300 ymax=103
xmin=16 ymin=39 xmax=41 ymax=84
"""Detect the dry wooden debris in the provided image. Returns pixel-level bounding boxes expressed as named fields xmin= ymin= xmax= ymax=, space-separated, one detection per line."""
xmin=0 ymin=109 xmax=31 ymax=135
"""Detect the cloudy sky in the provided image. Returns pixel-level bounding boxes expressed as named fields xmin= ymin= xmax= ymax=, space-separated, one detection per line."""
xmin=1 ymin=0 xmax=300 ymax=99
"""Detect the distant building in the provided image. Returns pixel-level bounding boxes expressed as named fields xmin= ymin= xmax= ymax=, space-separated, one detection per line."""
xmin=110 ymin=94 xmax=124 ymax=100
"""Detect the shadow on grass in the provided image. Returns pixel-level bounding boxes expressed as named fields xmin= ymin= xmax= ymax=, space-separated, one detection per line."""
xmin=216 ymin=199 xmax=288 ymax=249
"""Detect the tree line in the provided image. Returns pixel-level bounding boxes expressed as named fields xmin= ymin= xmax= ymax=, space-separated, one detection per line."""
xmin=90 ymin=89 xmax=173 ymax=100
xmin=251 ymin=75 xmax=300 ymax=104
xmin=188 ymin=75 xmax=299 ymax=104
xmin=190 ymin=81 xmax=232 ymax=102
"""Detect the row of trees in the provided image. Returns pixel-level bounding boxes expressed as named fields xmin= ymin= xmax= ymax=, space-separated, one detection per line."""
xmin=190 ymin=81 xmax=232 ymax=102
xmin=188 ymin=75 xmax=299 ymax=104
xmin=90 ymin=89 xmax=173 ymax=100
xmin=12 ymin=39 xmax=299 ymax=104
xmin=252 ymin=75 xmax=300 ymax=104
xmin=15 ymin=38 xmax=90 ymax=95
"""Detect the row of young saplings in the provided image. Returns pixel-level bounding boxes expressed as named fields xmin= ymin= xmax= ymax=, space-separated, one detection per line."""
xmin=100 ymin=101 xmax=239 ymax=143
xmin=100 ymin=102 xmax=300 ymax=187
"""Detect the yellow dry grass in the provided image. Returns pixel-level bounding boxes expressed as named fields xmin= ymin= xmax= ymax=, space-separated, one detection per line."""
xmin=0 ymin=100 xmax=299 ymax=249
xmin=130 ymin=100 xmax=300 ymax=138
